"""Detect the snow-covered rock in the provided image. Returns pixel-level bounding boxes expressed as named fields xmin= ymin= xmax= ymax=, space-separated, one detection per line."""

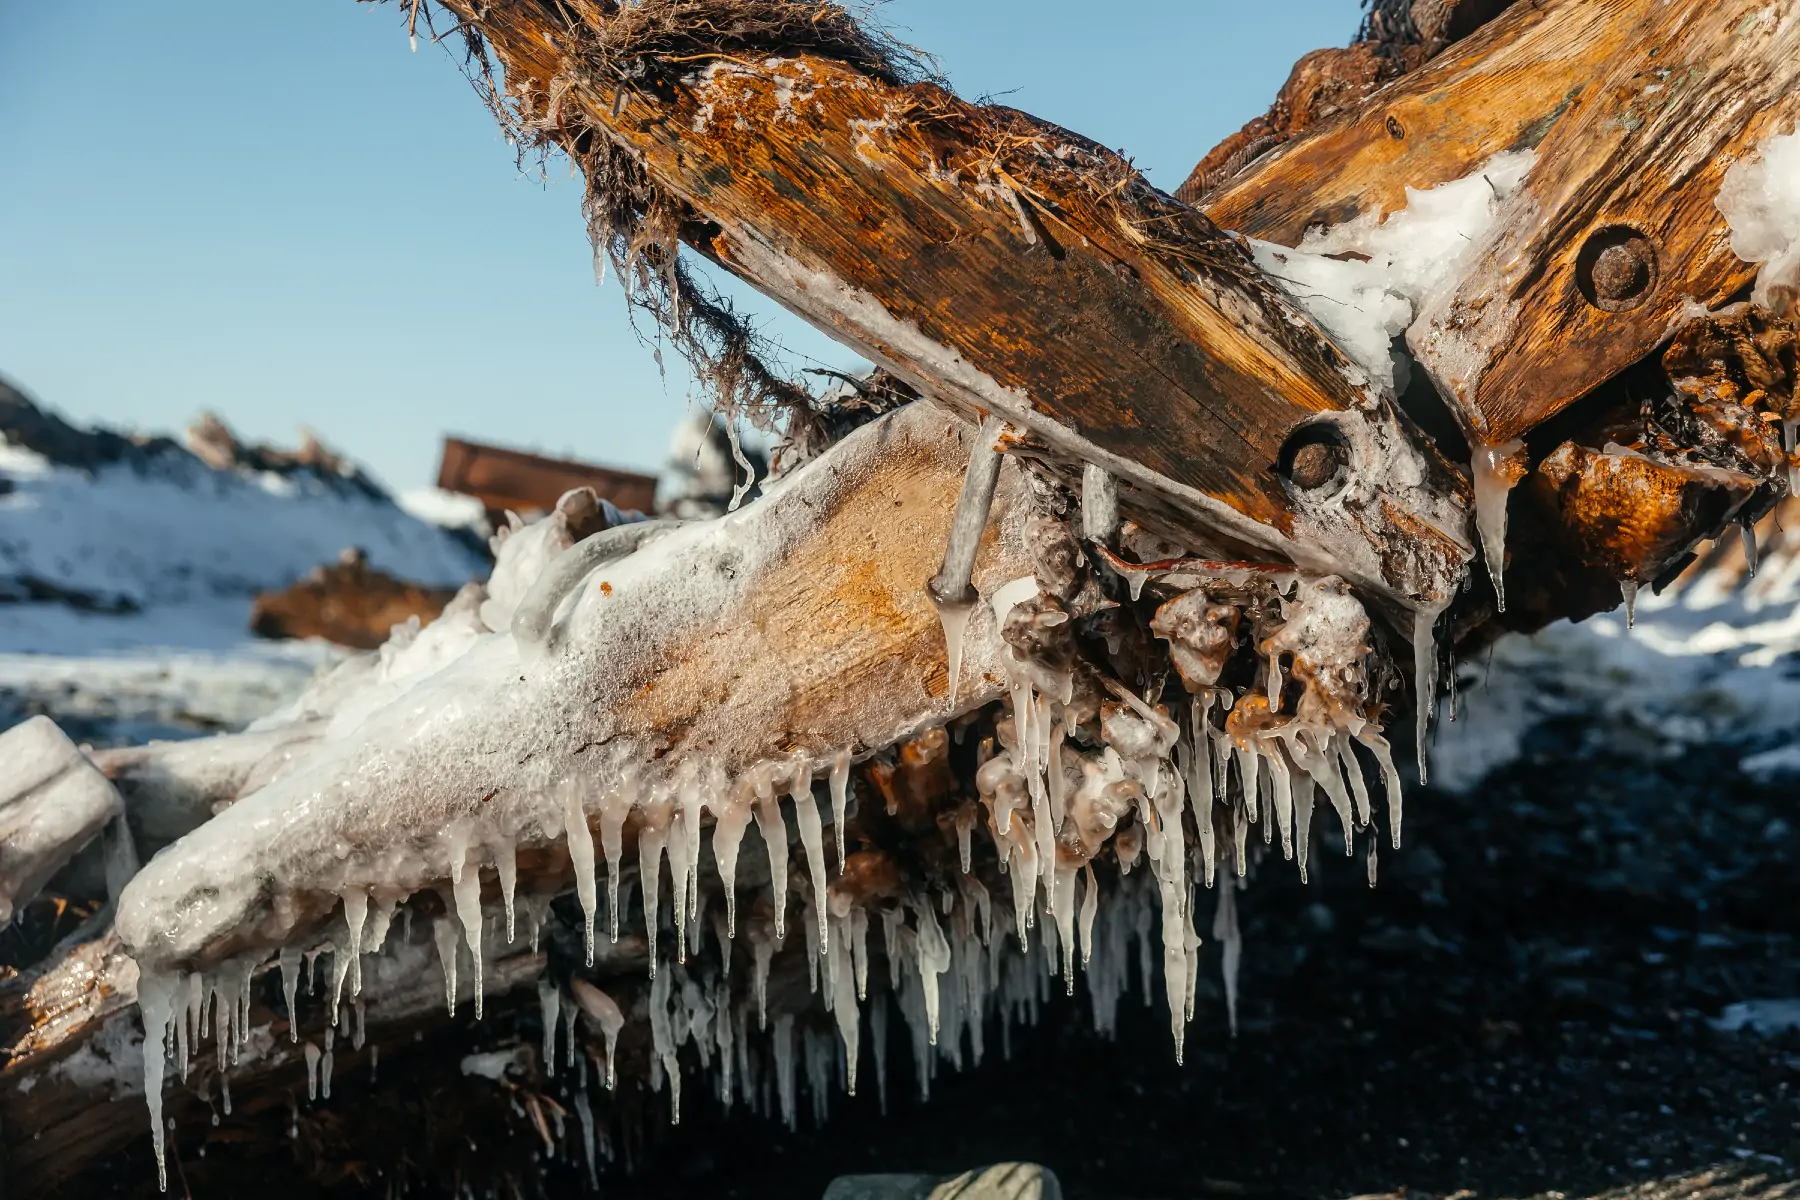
xmin=0 ymin=383 xmax=484 ymax=614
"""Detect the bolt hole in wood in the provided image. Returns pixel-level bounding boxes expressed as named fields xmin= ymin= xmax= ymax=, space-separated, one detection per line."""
xmin=1279 ymin=421 xmax=1351 ymax=495
xmin=1577 ymin=224 xmax=1659 ymax=312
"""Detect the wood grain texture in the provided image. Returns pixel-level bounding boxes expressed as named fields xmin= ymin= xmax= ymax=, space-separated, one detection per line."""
xmin=448 ymin=1 xmax=1408 ymax=558
xmin=1201 ymin=0 xmax=1638 ymax=245
xmin=1410 ymin=0 xmax=1800 ymax=445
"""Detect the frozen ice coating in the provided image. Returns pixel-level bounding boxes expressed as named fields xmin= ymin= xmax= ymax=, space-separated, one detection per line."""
xmin=1472 ymin=439 xmax=1527 ymax=612
xmin=102 ymin=382 xmax=1457 ymax=1175
xmin=0 ymin=714 xmax=125 ymax=924
xmin=1717 ymin=129 xmax=1800 ymax=316
xmin=116 ymin=405 xmax=1030 ymax=976
xmin=570 ymin=978 xmax=625 ymax=1090
xmin=1252 ymin=150 xmax=1538 ymax=390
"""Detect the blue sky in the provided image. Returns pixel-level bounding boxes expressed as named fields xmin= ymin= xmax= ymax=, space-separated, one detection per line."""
xmin=0 ymin=1 xmax=1360 ymax=492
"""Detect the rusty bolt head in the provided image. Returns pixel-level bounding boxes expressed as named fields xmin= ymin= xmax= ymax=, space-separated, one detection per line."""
xmin=1281 ymin=424 xmax=1350 ymax=493
xmin=1578 ymin=226 xmax=1659 ymax=312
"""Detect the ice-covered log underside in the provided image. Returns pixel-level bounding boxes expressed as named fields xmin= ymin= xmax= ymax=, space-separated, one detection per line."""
xmin=3 ymin=405 xmax=1041 ymax=1188
xmin=6 ymin=0 xmax=1799 ymax=1192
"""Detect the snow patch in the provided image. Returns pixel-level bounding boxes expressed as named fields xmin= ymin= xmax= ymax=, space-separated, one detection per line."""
xmin=1250 ymin=150 xmax=1537 ymax=390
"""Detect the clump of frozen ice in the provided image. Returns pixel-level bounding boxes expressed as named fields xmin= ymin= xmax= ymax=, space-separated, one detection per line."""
xmin=1717 ymin=129 xmax=1800 ymax=317
xmin=0 ymin=714 xmax=124 ymax=923
xmin=1250 ymin=150 xmax=1537 ymax=390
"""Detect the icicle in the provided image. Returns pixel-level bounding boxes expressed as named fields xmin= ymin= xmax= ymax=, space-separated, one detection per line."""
xmin=871 ymin=992 xmax=890 ymax=1115
xmin=828 ymin=915 xmax=860 ymax=1095
xmin=452 ymin=858 xmax=486 ymax=1019
xmin=649 ymin=969 xmax=682 ymax=1124
xmin=598 ymin=773 xmax=634 ymax=945
xmin=1295 ymin=778 xmax=1316 ymax=883
xmin=1337 ymin=731 xmax=1372 ymax=828
xmin=1358 ymin=730 xmax=1405 ymax=849
xmin=752 ymin=768 xmax=791 ymax=941
xmin=352 ymin=998 xmax=365 ymax=1050
xmin=955 ymin=806 xmax=975 ymax=874
xmin=828 ymin=749 xmax=851 ymax=873
xmin=1743 ymin=522 xmax=1759 ymax=577
xmin=303 ymin=1040 xmax=321 ymax=1102
xmin=639 ymin=816 xmax=668 ymax=975
xmin=432 ymin=913 xmax=460 ymax=1017
xmin=1267 ymin=746 xmax=1296 ymax=861
xmin=1081 ymin=462 xmax=1120 ymax=543
xmin=364 ymin=894 xmax=397 ymax=955
xmin=539 ymin=979 xmax=561 ymax=1074
xmin=712 ymin=787 xmax=752 ymax=937
xmin=934 ymin=597 xmax=977 ymax=710
xmin=1053 ymin=865 xmax=1079 ymax=994
xmin=1472 ymin=438 xmax=1525 ymax=612
xmin=1621 ymin=578 xmax=1639 ymax=628
xmin=561 ymin=778 xmax=599 ymax=963
xmin=772 ymin=1014 xmax=798 ymax=1131
xmin=496 ymin=838 xmax=518 ymax=944
xmin=1412 ymin=603 xmax=1445 ymax=784
xmin=1213 ymin=879 xmax=1241 ymax=1037
xmin=753 ymin=930 xmax=775 ymax=1029
xmin=570 ymin=979 xmax=624 ymax=1090
xmin=321 ymin=1027 xmax=335 ymax=1099
xmin=668 ymin=803 xmax=694 ymax=964
xmin=575 ymin=1092 xmax=600 ymax=1190
xmin=789 ymin=761 xmax=829 ymax=953
xmin=851 ymin=905 xmax=870 ymax=1001
xmin=675 ymin=763 xmax=706 ymax=935
xmin=279 ymin=948 xmax=301 ymax=1042
xmin=915 ymin=901 xmax=952 ymax=1045
xmin=214 ymin=973 xmax=230 ymax=1071
xmin=1078 ymin=864 xmax=1099 ymax=968
xmin=339 ymin=889 xmax=368 ymax=1002
xmin=139 ymin=971 xmax=178 ymax=1192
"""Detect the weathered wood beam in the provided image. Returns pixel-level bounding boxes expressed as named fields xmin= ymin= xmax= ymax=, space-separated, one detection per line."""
xmin=115 ymin=403 xmax=1035 ymax=978
xmin=1200 ymin=0 xmax=1636 ymax=245
xmin=1409 ymin=0 xmax=1800 ymax=446
xmin=444 ymin=0 xmax=1472 ymax=610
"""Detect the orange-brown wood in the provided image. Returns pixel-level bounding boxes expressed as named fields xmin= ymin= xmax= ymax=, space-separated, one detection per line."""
xmin=1201 ymin=0 xmax=1641 ymax=245
xmin=1410 ymin=0 xmax=1800 ymax=445
xmin=440 ymin=1 xmax=1429 ymax=562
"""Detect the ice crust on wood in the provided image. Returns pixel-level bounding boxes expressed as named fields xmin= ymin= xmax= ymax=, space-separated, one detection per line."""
xmin=103 ymin=392 xmax=1432 ymax=1187
xmin=1718 ymin=129 xmax=1800 ymax=317
xmin=1249 ymin=150 xmax=1537 ymax=392
xmin=0 ymin=714 xmax=124 ymax=923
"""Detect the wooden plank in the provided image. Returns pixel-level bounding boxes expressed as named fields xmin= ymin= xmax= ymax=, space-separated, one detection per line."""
xmin=1409 ymin=0 xmax=1800 ymax=445
xmin=441 ymin=3 xmax=1474 ymax=608
xmin=114 ymin=403 xmax=1035 ymax=978
xmin=1201 ymin=0 xmax=1643 ymax=245
xmin=437 ymin=436 xmax=658 ymax=517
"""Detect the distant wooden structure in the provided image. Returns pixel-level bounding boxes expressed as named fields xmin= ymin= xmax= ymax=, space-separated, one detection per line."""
xmin=435 ymin=436 xmax=657 ymax=521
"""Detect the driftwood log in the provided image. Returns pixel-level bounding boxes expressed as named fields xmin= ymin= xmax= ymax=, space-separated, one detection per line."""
xmin=1 ymin=402 xmax=1035 ymax=1191
xmin=3 ymin=0 xmax=1796 ymax=1191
